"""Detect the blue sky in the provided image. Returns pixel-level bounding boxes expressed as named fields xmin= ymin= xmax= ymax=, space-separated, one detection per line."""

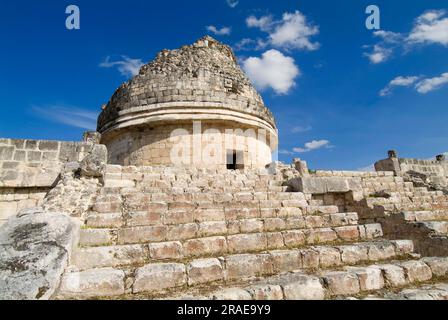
xmin=0 ymin=0 xmax=447 ymax=170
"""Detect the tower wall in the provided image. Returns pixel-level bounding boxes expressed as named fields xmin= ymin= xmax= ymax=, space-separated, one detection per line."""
xmin=103 ymin=121 xmax=274 ymax=169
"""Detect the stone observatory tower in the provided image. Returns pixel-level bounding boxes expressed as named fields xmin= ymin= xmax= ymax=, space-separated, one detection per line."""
xmin=97 ymin=36 xmax=278 ymax=169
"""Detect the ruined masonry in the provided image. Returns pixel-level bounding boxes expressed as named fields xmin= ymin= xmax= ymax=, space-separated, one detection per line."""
xmin=1 ymin=37 xmax=448 ymax=300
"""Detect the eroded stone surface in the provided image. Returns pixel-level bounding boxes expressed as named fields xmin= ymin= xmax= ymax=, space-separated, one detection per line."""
xmin=0 ymin=208 xmax=79 ymax=300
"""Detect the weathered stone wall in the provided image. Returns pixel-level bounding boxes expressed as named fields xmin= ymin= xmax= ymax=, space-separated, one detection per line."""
xmin=375 ymin=155 xmax=448 ymax=178
xmin=0 ymin=187 xmax=49 ymax=224
xmin=0 ymin=138 xmax=106 ymax=223
xmin=399 ymin=158 xmax=448 ymax=177
xmin=103 ymin=122 xmax=273 ymax=169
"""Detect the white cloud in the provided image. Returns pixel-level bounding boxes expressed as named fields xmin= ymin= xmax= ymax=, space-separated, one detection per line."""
xmin=364 ymin=45 xmax=392 ymax=64
xmin=415 ymin=72 xmax=448 ymax=94
xmin=380 ymin=73 xmax=448 ymax=96
xmin=32 ymin=106 xmax=97 ymax=130
xmin=99 ymin=56 xmax=144 ymax=77
xmin=242 ymin=49 xmax=300 ymax=94
xmin=206 ymin=25 xmax=231 ymax=36
xmin=380 ymin=76 xmax=420 ymax=96
xmin=293 ymin=139 xmax=331 ymax=153
xmin=408 ymin=10 xmax=448 ymax=46
xmin=373 ymin=30 xmax=403 ymax=43
xmin=365 ymin=10 xmax=448 ymax=63
xmin=246 ymin=11 xmax=319 ymax=51
xmin=246 ymin=15 xmax=273 ymax=32
xmin=291 ymin=125 xmax=312 ymax=133
xmin=270 ymin=11 xmax=320 ymax=50
xmin=226 ymin=0 xmax=238 ymax=8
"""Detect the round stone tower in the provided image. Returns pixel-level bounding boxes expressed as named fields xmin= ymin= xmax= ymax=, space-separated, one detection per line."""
xmin=97 ymin=36 xmax=278 ymax=169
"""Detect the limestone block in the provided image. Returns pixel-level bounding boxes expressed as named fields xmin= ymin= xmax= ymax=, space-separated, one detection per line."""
xmin=0 ymin=208 xmax=79 ymax=300
xmin=391 ymin=240 xmax=414 ymax=255
xmin=225 ymin=254 xmax=273 ymax=280
xmin=305 ymin=228 xmax=338 ymax=244
xmin=246 ymin=284 xmax=284 ymax=300
xmin=0 ymin=146 xmax=14 ymax=161
xmin=345 ymin=267 xmax=384 ymax=291
xmin=228 ymin=233 xmax=268 ymax=253
xmin=133 ymin=263 xmax=186 ymax=293
xmin=338 ymin=245 xmax=368 ymax=264
xmin=79 ymin=228 xmax=113 ymax=247
xmin=58 ymin=268 xmax=125 ymax=298
xmin=363 ymin=223 xmax=383 ymax=239
xmin=270 ymin=250 xmax=302 ymax=272
xmin=187 ymin=258 xmax=223 ymax=285
xmin=198 ymin=221 xmax=227 ymax=237
xmin=193 ymin=208 xmax=225 ymax=222
xmin=239 ymin=219 xmax=264 ymax=233
xmin=212 ymin=288 xmax=252 ymax=300
xmin=371 ymin=264 xmax=407 ymax=286
xmin=399 ymin=260 xmax=432 ymax=283
xmin=314 ymin=246 xmax=342 ymax=268
xmin=323 ymin=271 xmax=360 ymax=296
xmin=166 ymin=223 xmax=198 ymax=241
xmin=281 ymin=274 xmax=325 ymax=300
xmin=183 ymin=236 xmax=227 ymax=257
xmin=365 ymin=242 xmax=396 ymax=261
xmin=38 ymin=141 xmax=59 ymax=151
xmin=149 ymin=241 xmax=183 ymax=260
xmin=300 ymin=249 xmax=320 ymax=269
xmin=264 ymin=218 xmax=286 ymax=232
xmin=72 ymin=245 xmax=145 ymax=270
xmin=282 ymin=230 xmax=306 ymax=247
xmin=126 ymin=211 xmax=163 ymax=227
xmin=117 ymin=226 xmax=167 ymax=244
xmin=86 ymin=213 xmax=123 ymax=228
xmin=266 ymin=232 xmax=285 ymax=250
xmin=334 ymin=226 xmax=360 ymax=241
xmin=422 ymin=257 xmax=448 ymax=277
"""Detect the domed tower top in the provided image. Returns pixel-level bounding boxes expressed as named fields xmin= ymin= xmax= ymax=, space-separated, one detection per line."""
xmin=97 ymin=36 xmax=278 ymax=169
xmin=97 ymin=36 xmax=276 ymax=134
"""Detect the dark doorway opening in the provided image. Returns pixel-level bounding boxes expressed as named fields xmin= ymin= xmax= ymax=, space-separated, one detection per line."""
xmin=227 ymin=150 xmax=244 ymax=170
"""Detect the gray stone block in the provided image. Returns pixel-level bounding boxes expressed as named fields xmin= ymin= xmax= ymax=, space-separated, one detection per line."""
xmin=0 ymin=146 xmax=14 ymax=161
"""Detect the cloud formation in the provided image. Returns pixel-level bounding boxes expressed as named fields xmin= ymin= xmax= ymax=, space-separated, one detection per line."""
xmin=408 ymin=10 xmax=448 ymax=46
xmin=246 ymin=11 xmax=320 ymax=51
xmin=293 ymin=139 xmax=331 ymax=153
xmin=99 ymin=56 xmax=144 ymax=77
xmin=380 ymin=72 xmax=448 ymax=96
xmin=32 ymin=106 xmax=98 ymax=130
xmin=380 ymin=76 xmax=420 ymax=96
xmin=415 ymin=72 xmax=448 ymax=94
xmin=242 ymin=49 xmax=300 ymax=94
xmin=364 ymin=45 xmax=392 ymax=64
xmin=364 ymin=10 xmax=448 ymax=63
xmin=206 ymin=25 xmax=231 ymax=36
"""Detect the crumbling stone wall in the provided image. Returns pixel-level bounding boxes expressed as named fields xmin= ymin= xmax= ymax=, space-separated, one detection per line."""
xmin=0 ymin=138 xmax=106 ymax=223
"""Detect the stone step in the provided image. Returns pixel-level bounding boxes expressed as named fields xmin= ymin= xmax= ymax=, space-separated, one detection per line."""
xmin=73 ymin=223 xmax=385 ymax=270
xmin=402 ymin=210 xmax=448 ymax=222
xmin=374 ymin=283 xmax=448 ymax=300
xmin=418 ymin=221 xmax=448 ymax=235
xmin=58 ymin=239 xmax=415 ymax=299
xmin=80 ymin=212 xmax=361 ymax=246
xmin=92 ymin=193 xmax=311 ymax=212
xmin=171 ymin=257 xmax=448 ymax=300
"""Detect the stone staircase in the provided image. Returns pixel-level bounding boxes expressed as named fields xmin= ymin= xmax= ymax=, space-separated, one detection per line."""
xmin=344 ymin=175 xmax=448 ymax=257
xmin=54 ymin=166 xmax=448 ymax=300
